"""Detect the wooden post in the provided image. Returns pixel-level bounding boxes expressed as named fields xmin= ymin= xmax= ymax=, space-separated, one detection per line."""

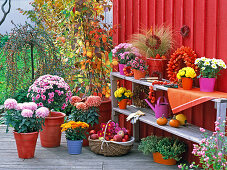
xmin=110 ymin=73 xmax=118 ymax=121
xmin=215 ymin=99 xmax=227 ymax=154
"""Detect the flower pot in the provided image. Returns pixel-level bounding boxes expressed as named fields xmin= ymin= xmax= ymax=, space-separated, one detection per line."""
xmin=182 ymin=77 xmax=193 ymax=90
xmin=133 ymin=69 xmax=146 ymax=80
xmin=147 ymin=58 xmax=167 ymax=79
xmin=119 ymin=99 xmax=128 ymax=109
xmin=83 ymin=99 xmax=112 ymax=146
xmin=67 ymin=139 xmax=83 ymax=154
xmin=13 ymin=131 xmax=38 ymax=159
xmin=40 ymin=112 xmax=65 ymax=148
xmin=152 ymin=152 xmax=177 ymax=165
xmin=119 ymin=64 xmax=126 ymax=75
xmin=199 ymin=77 xmax=216 ymax=92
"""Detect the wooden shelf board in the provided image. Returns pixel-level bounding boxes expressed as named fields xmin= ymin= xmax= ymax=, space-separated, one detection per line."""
xmin=113 ymin=105 xmax=212 ymax=144
xmin=111 ymin=72 xmax=168 ymax=91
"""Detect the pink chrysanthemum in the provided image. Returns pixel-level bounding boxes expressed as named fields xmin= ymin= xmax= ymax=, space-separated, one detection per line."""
xmin=35 ymin=107 xmax=49 ymax=118
xmin=75 ymin=102 xmax=88 ymax=110
xmin=16 ymin=103 xmax=23 ymax=110
xmin=70 ymin=96 xmax=82 ymax=105
xmin=85 ymin=96 xmax=102 ymax=107
xmin=22 ymin=102 xmax=38 ymax=111
xmin=4 ymin=99 xmax=17 ymax=110
xmin=21 ymin=109 xmax=33 ymax=118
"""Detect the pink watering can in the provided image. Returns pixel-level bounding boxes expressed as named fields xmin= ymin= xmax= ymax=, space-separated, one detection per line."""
xmin=145 ymin=96 xmax=169 ymax=119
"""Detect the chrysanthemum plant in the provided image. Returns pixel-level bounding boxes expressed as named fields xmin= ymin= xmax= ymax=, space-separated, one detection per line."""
xmin=177 ymin=67 xmax=197 ymax=80
xmin=3 ymin=99 xmax=49 ymax=133
xmin=61 ymin=121 xmax=89 ymax=141
xmin=114 ymin=87 xmax=133 ymax=102
xmin=178 ymin=118 xmax=227 ymax=170
xmin=195 ymin=57 xmax=226 ymax=78
xmin=112 ymin=43 xmax=141 ymax=64
xmin=69 ymin=96 xmax=102 ymax=127
xmin=131 ymin=26 xmax=174 ymax=59
xmin=127 ymin=57 xmax=148 ymax=72
xmin=28 ymin=75 xmax=72 ymax=115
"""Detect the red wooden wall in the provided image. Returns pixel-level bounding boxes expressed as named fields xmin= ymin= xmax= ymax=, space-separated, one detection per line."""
xmin=113 ymin=0 xmax=227 ymax=163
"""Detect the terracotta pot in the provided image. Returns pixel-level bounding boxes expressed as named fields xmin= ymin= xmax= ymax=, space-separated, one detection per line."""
xmin=199 ymin=77 xmax=216 ymax=92
xmin=119 ymin=99 xmax=128 ymax=109
xmin=14 ymin=131 xmax=38 ymax=159
xmin=133 ymin=69 xmax=146 ymax=80
xmin=152 ymin=152 xmax=177 ymax=165
xmin=182 ymin=77 xmax=193 ymax=90
xmin=83 ymin=99 xmax=112 ymax=146
xmin=147 ymin=58 xmax=167 ymax=78
xmin=40 ymin=112 xmax=65 ymax=148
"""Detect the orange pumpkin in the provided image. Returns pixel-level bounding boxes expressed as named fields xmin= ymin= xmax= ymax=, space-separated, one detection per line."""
xmin=169 ymin=118 xmax=180 ymax=128
xmin=157 ymin=116 xmax=168 ymax=126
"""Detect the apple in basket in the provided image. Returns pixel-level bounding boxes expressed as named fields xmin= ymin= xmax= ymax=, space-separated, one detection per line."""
xmin=89 ymin=130 xmax=96 ymax=135
xmin=117 ymin=130 xmax=124 ymax=137
xmin=122 ymin=139 xmax=127 ymax=142
xmin=90 ymin=134 xmax=99 ymax=140
xmin=113 ymin=135 xmax=122 ymax=142
xmin=124 ymin=135 xmax=129 ymax=141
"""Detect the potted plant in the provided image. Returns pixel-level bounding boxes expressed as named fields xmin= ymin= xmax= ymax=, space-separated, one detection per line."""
xmin=61 ymin=121 xmax=89 ymax=154
xmin=112 ymin=43 xmax=141 ymax=75
xmin=177 ymin=67 xmax=197 ymax=90
xmin=127 ymin=57 xmax=148 ymax=80
xmin=138 ymin=135 xmax=186 ymax=165
xmin=69 ymin=95 xmax=102 ymax=146
xmin=131 ymin=26 xmax=174 ymax=78
xmin=178 ymin=118 xmax=227 ymax=169
xmin=114 ymin=87 xmax=133 ymax=109
xmin=195 ymin=57 xmax=226 ymax=92
xmin=28 ymin=74 xmax=72 ymax=147
xmin=3 ymin=99 xmax=49 ymax=159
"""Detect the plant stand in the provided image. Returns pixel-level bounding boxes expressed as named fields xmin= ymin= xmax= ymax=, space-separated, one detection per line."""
xmin=110 ymin=72 xmax=227 ymax=151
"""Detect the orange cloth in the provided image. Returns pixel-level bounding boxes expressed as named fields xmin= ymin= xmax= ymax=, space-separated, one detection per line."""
xmin=167 ymin=88 xmax=227 ymax=114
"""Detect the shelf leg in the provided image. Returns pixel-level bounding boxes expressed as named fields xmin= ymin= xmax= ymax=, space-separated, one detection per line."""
xmin=216 ymin=102 xmax=227 ymax=154
xmin=133 ymin=121 xmax=140 ymax=142
xmin=110 ymin=74 xmax=118 ymax=122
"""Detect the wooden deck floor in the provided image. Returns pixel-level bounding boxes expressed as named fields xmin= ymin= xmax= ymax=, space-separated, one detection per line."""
xmin=0 ymin=126 xmax=178 ymax=170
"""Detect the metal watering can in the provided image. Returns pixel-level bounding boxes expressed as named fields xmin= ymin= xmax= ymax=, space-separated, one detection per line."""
xmin=145 ymin=96 xmax=169 ymax=119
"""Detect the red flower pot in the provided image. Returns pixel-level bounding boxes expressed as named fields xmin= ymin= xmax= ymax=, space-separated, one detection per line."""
xmin=40 ymin=112 xmax=65 ymax=148
xmin=133 ymin=69 xmax=146 ymax=80
xmin=14 ymin=131 xmax=38 ymax=159
xmin=83 ymin=99 xmax=112 ymax=146
xmin=118 ymin=99 xmax=128 ymax=109
xmin=147 ymin=58 xmax=167 ymax=78
xmin=182 ymin=77 xmax=193 ymax=90
xmin=153 ymin=152 xmax=177 ymax=165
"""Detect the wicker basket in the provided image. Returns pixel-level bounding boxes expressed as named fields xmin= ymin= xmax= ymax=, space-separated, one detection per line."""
xmin=88 ymin=120 xmax=134 ymax=156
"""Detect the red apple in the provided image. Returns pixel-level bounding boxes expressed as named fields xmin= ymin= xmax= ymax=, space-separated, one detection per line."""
xmin=105 ymin=136 xmax=110 ymax=141
xmin=117 ymin=130 xmax=124 ymax=137
xmin=124 ymin=135 xmax=129 ymax=141
xmin=126 ymin=129 xmax=131 ymax=136
xmin=113 ymin=135 xmax=122 ymax=142
xmin=90 ymin=134 xmax=98 ymax=140
xmin=89 ymin=130 xmax=96 ymax=135
xmin=122 ymin=138 xmax=127 ymax=142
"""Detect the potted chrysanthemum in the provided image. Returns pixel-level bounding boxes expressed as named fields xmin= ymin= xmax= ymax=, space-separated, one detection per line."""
xmin=28 ymin=74 xmax=72 ymax=147
xmin=3 ymin=99 xmax=49 ymax=159
xmin=69 ymin=95 xmax=102 ymax=146
xmin=177 ymin=67 xmax=197 ymax=90
xmin=195 ymin=57 xmax=226 ymax=92
xmin=114 ymin=87 xmax=133 ymax=109
xmin=61 ymin=121 xmax=89 ymax=154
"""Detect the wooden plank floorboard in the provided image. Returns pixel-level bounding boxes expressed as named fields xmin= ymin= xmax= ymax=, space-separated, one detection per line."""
xmin=0 ymin=126 xmax=178 ymax=170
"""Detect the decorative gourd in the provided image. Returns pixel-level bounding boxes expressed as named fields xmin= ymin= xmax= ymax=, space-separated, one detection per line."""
xmin=176 ymin=114 xmax=187 ymax=126
xmin=157 ymin=116 xmax=168 ymax=126
xmin=169 ymin=117 xmax=180 ymax=128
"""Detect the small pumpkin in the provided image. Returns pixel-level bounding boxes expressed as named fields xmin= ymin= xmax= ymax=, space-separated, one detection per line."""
xmin=169 ymin=117 xmax=180 ymax=128
xmin=157 ymin=116 xmax=168 ymax=126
